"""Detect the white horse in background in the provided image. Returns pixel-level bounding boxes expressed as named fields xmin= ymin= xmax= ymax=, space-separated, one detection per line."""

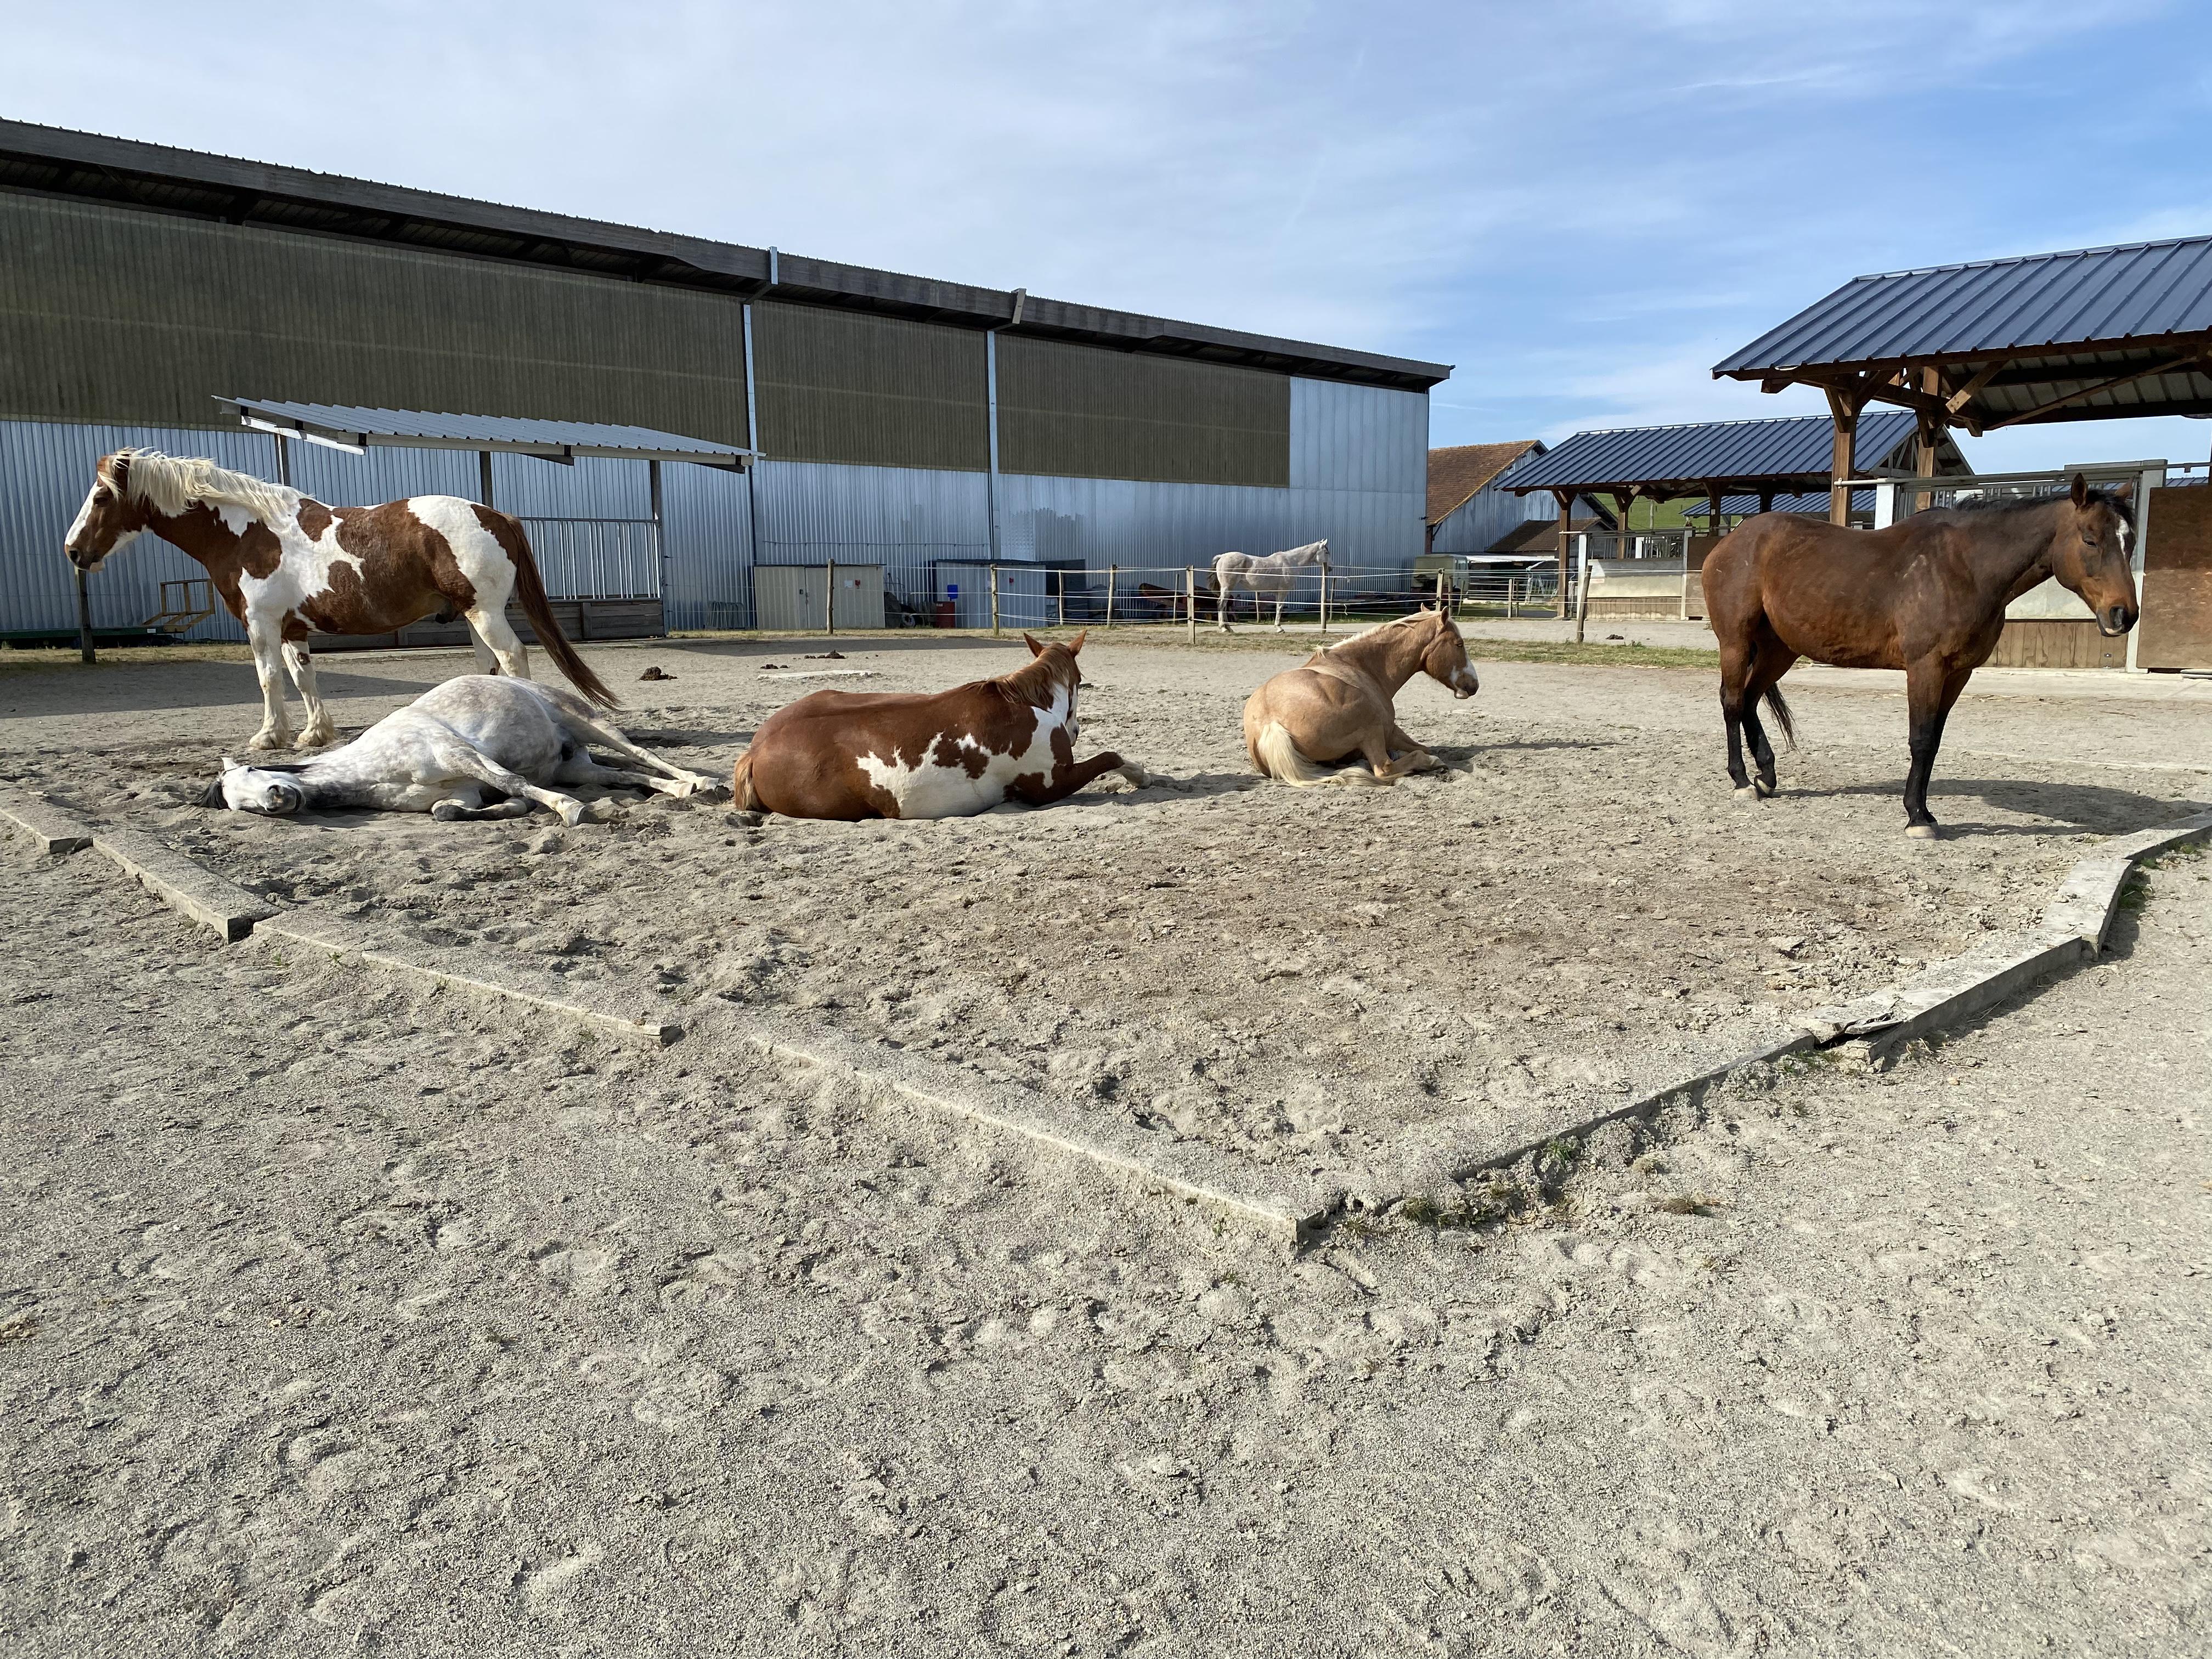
xmin=1214 ymin=539 xmax=1329 ymax=632
xmin=208 ymin=676 xmax=715 ymax=824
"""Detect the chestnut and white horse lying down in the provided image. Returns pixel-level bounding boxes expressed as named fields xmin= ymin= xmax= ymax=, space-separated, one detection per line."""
xmin=1214 ymin=539 xmax=1328 ymax=632
xmin=732 ymin=630 xmax=1147 ymax=820
xmin=208 ymin=676 xmax=713 ymax=826
xmin=64 ymin=449 xmax=614 ymax=753
xmin=1242 ymin=604 xmax=1479 ymax=786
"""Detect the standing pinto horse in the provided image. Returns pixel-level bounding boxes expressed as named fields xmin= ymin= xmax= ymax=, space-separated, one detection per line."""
xmin=63 ymin=449 xmax=614 ymax=751
xmin=731 ymin=630 xmax=1147 ymax=820
xmin=1703 ymin=475 xmax=2138 ymax=838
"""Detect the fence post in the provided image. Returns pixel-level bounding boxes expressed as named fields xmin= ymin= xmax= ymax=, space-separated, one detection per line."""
xmin=1572 ymin=534 xmax=1591 ymax=644
xmin=76 ymin=567 xmax=95 ymax=664
xmin=1318 ymin=564 xmax=1329 ymax=635
xmin=825 ymin=559 xmax=836 ymax=636
xmin=1057 ymin=579 xmax=1065 ymax=629
xmin=1505 ymin=574 xmax=1516 ymax=619
xmin=1435 ymin=571 xmax=1448 ymax=611
xmin=990 ymin=565 xmax=1001 ymax=637
xmin=1105 ymin=565 xmax=1116 ymax=628
xmin=1185 ymin=567 xmax=1197 ymax=644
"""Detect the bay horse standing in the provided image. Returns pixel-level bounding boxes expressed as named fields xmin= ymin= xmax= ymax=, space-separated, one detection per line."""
xmin=1703 ymin=474 xmax=2138 ymax=838
xmin=64 ymin=449 xmax=614 ymax=751
xmin=731 ymin=630 xmax=1147 ymax=819
xmin=1242 ymin=603 xmax=1478 ymax=786
xmin=1215 ymin=539 xmax=1328 ymax=631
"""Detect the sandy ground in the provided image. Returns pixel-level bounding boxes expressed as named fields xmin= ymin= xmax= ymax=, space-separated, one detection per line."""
xmin=2 ymin=773 xmax=2208 ymax=1655
xmin=2 ymin=636 xmax=2205 ymax=1192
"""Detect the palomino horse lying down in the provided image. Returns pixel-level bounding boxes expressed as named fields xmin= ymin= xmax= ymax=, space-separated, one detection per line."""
xmin=64 ymin=449 xmax=614 ymax=754
xmin=207 ymin=676 xmax=714 ymax=826
xmin=732 ymin=630 xmax=1147 ymax=820
xmin=1243 ymin=603 xmax=1477 ymax=786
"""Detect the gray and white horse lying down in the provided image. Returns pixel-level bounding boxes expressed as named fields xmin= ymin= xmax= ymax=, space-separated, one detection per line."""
xmin=207 ymin=676 xmax=716 ymax=825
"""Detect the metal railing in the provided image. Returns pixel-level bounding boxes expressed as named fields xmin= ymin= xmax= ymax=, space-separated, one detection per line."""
xmin=519 ymin=516 xmax=661 ymax=600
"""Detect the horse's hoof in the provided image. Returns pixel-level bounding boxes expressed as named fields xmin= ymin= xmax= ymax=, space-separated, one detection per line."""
xmin=1754 ymin=779 xmax=1776 ymax=798
xmin=1733 ymin=785 xmax=1759 ymax=799
xmin=1904 ymin=822 xmax=1940 ymax=840
xmin=247 ymin=732 xmax=286 ymax=753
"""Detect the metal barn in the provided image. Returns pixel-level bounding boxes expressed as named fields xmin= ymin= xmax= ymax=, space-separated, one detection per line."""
xmin=0 ymin=121 xmax=1448 ymax=642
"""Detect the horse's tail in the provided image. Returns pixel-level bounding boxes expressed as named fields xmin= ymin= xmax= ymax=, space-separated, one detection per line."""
xmin=503 ymin=519 xmax=619 ymax=708
xmin=1762 ymin=682 xmax=1796 ymax=749
xmin=1254 ymin=721 xmax=1386 ymax=788
xmin=730 ymin=746 xmax=762 ymax=811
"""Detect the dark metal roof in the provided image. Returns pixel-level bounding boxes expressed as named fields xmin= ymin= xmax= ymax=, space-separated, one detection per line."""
xmin=1502 ymin=411 xmax=1942 ymax=494
xmin=1 ymin=120 xmax=1451 ymax=394
xmin=217 ymin=397 xmax=755 ymax=467
xmin=1714 ymin=236 xmax=2212 ymax=429
xmin=1681 ymin=490 xmax=1875 ymax=519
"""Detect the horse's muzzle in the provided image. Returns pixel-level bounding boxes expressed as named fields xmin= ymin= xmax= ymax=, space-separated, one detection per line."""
xmin=2100 ymin=605 xmax=2137 ymax=636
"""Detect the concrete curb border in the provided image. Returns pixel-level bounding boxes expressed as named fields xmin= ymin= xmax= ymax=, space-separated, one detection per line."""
xmin=0 ymin=788 xmax=94 ymax=854
xmin=255 ymin=911 xmax=682 ymax=1047
xmin=1341 ymin=808 xmax=2212 ymax=1218
xmin=12 ymin=791 xmax=2207 ymax=1249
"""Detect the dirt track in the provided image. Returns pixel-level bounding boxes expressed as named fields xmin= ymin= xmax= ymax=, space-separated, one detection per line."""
xmin=4 ymin=636 xmax=2205 ymax=1191
xmin=1 ymin=709 xmax=2207 ymax=1654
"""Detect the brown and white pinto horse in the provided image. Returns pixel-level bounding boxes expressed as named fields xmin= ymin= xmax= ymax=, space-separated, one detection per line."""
xmin=64 ymin=449 xmax=614 ymax=751
xmin=1704 ymin=473 xmax=2138 ymax=837
xmin=731 ymin=631 xmax=1146 ymax=820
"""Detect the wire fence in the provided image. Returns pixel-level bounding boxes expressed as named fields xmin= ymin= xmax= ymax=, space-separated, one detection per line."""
xmin=741 ymin=559 xmax=1584 ymax=635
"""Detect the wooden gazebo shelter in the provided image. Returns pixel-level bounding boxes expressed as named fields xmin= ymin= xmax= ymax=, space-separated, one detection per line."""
xmin=1713 ymin=235 xmax=2212 ymax=523
xmin=1502 ymin=412 xmax=1967 ymax=617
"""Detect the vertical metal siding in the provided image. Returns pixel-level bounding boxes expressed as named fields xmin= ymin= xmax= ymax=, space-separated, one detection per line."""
xmin=1286 ymin=379 xmax=1429 ymax=571
xmin=752 ymin=459 xmax=988 ymax=610
xmin=661 ymin=460 xmax=753 ymax=631
xmin=0 ymin=418 xmax=274 ymax=641
xmin=1430 ymin=485 xmax=1557 ymax=555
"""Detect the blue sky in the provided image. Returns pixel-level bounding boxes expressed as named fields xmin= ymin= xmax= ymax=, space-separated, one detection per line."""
xmin=9 ymin=0 xmax=2209 ymax=472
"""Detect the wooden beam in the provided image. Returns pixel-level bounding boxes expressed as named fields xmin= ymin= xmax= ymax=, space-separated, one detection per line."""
xmin=1982 ymin=351 xmax=2210 ymax=430
xmin=1825 ymin=385 xmax=1864 ymax=527
xmin=1553 ymin=489 xmax=1575 ymax=620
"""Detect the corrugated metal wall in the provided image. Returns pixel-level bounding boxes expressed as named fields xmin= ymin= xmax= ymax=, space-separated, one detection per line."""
xmin=0 ymin=419 xmax=272 ymax=641
xmin=1430 ymin=485 xmax=1557 ymax=555
xmin=753 ymin=303 xmax=987 ymax=471
xmin=0 ymin=420 xmax=757 ymax=638
xmin=0 ymin=195 xmax=752 ymax=444
xmin=997 ymin=337 xmax=1290 ymax=487
xmin=3 ymin=377 xmax=1427 ymax=637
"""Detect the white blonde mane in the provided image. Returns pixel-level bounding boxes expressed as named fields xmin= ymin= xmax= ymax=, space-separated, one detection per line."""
xmin=1329 ymin=608 xmax=1446 ymax=648
xmin=111 ymin=449 xmax=301 ymax=527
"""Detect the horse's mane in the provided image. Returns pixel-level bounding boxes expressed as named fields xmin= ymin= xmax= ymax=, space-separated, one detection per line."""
xmin=112 ymin=449 xmax=301 ymax=526
xmin=1943 ymin=485 xmax=2135 ymax=525
xmin=1328 ymin=610 xmax=1440 ymax=648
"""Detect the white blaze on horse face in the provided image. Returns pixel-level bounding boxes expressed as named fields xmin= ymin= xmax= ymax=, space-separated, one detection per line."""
xmin=854 ymin=681 xmax=1073 ymax=819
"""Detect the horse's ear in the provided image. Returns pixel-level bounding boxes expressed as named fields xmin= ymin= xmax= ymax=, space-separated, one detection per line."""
xmin=1023 ymin=633 xmax=1045 ymax=657
xmin=2070 ymin=472 xmax=2089 ymax=507
xmin=2113 ymin=481 xmax=2134 ymax=503
xmin=1068 ymin=628 xmax=1088 ymax=655
xmin=200 ymin=774 xmax=227 ymax=808
xmin=110 ymin=452 xmax=131 ymax=493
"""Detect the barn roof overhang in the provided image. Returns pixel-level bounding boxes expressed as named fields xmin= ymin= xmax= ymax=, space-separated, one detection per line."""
xmin=216 ymin=397 xmax=758 ymax=469
xmin=1 ymin=120 xmax=1452 ymax=394
xmin=1713 ymin=235 xmax=2212 ymax=434
xmin=1501 ymin=411 xmax=1970 ymax=499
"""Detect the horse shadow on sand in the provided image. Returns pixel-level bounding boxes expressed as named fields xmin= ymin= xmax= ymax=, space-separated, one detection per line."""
xmin=1817 ymin=775 xmax=2208 ymax=838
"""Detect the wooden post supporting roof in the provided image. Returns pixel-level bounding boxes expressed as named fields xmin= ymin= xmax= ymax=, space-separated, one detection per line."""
xmin=1553 ymin=489 xmax=1575 ymax=619
xmin=1824 ymin=385 xmax=1864 ymax=527
xmin=1913 ymin=366 xmax=1942 ymax=516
